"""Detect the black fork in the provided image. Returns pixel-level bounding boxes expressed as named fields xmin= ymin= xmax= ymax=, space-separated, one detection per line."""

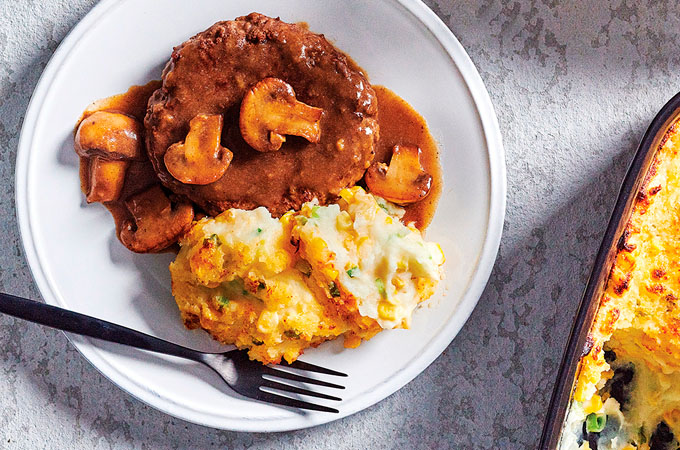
xmin=0 ymin=292 xmax=347 ymax=413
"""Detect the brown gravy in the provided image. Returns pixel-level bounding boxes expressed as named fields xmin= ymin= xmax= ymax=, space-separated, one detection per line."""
xmin=372 ymin=86 xmax=442 ymax=230
xmin=77 ymin=81 xmax=162 ymax=240
xmin=77 ymin=82 xmax=442 ymax=244
xmin=78 ymin=81 xmax=160 ymax=125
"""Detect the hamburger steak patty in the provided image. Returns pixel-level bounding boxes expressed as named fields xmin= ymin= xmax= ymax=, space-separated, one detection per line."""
xmin=145 ymin=13 xmax=379 ymax=216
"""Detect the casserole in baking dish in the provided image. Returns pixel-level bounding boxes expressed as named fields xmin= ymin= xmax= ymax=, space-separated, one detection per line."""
xmin=542 ymin=92 xmax=680 ymax=450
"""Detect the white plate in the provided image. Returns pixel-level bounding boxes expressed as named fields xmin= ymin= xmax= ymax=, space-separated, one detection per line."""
xmin=15 ymin=0 xmax=505 ymax=432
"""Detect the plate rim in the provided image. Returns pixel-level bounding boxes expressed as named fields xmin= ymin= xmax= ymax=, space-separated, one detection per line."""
xmin=15 ymin=0 xmax=506 ymax=432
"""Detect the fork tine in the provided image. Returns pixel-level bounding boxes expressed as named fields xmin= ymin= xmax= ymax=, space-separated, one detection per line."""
xmin=256 ymin=390 xmax=340 ymax=413
xmin=260 ymin=379 xmax=342 ymax=401
xmin=280 ymin=359 xmax=348 ymax=377
xmin=263 ymin=367 xmax=345 ymax=389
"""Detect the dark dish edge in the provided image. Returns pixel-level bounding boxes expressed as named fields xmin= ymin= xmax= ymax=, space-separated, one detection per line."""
xmin=539 ymin=91 xmax=680 ymax=449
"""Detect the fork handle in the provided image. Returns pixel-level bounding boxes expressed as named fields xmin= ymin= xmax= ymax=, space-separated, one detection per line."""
xmin=0 ymin=292 xmax=203 ymax=363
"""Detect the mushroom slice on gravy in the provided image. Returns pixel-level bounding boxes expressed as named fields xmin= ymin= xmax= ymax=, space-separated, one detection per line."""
xmin=365 ymin=144 xmax=432 ymax=205
xmin=239 ymin=77 xmax=323 ymax=152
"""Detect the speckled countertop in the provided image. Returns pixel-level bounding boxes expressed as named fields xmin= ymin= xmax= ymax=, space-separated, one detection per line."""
xmin=1 ymin=1 xmax=679 ymax=448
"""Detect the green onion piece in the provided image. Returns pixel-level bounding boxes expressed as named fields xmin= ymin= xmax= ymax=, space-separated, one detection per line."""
xmin=585 ymin=413 xmax=606 ymax=433
xmin=216 ymin=295 xmax=230 ymax=309
xmin=638 ymin=426 xmax=647 ymax=444
xmin=329 ymin=282 xmax=341 ymax=297
xmin=375 ymin=278 xmax=387 ymax=299
xmin=257 ymin=227 xmax=262 ymax=233
xmin=311 ymin=206 xmax=321 ymax=218
xmin=347 ymin=266 xmax=359 ymax=278
xmin=227 ymin=279 xmax=242 ymax=290
xmin=205 ymin=234 xmax=221 ymax=246
xmin=295 ymin=259 xmax=312 ymax=277
xmin=378 ymin=202 xmax=389 ymax=213
xmin=284 ymin=330 xmax=300 ymax=339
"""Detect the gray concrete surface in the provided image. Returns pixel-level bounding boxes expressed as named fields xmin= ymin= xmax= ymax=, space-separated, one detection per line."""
xmin=2 ymin=1 xmax=679 ymax=448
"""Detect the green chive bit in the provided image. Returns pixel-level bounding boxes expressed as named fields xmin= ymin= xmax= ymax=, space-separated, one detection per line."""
xmin=375 ymin=278 xmax=387 ymax=299
xmin=216 ymin=295 xmax=230 ymax=309
xmin=585 ymin=413 xmax=606 ymax=433
xmin=256 ymin=227 xmax=262 ymax=234
xmin=347 ymin=266 xmax=359 ymax=278
xmin=311 ymin=205 xmax=321 ymax=219
xmin=205 ymin=234 xmax=221 ymax=245
xmin=378 ymin=203 xmax=389 ymax=213
xmin=329 ymin=282 xmax=341 ymax=297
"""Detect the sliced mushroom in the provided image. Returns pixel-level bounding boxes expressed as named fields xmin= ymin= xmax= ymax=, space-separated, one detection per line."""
xmin=365 ymin=144 xmax=432 ymax=205
xmin=86 ymin=158 xmax=128 ymax=203
xmin=119 ymin=185 xmax=194 ymax=253
xmin=239 ymin=77 xmax=323 ymax=152
xmin=164 ymin=114 xmax=233 ymax=185
xmin=75 ymin=111 xmax=145 ymax=160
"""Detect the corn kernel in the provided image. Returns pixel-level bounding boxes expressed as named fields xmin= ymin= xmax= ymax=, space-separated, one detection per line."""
xmin=337 ymin=211 xmax=352 ymax=229
xmin=309 ymin=237 xmax=327 ymax=254
xmin=397 ymin=260 xmax=407 ymax=271
xmin=343 ymin=237 xmax=353 ymax=251
xmin=385 ymin=216 xmax=393 ymax=224
xmin=574 ymin=384 xmax=586 ymax=403
xmin=583 ymin=394 xmax=603 ymax=414
xmin=339 ymin=188 xmax=354 ymax=202
xmin=392 ymin=277 xmax=405 ymax=289
xmin=323 ymin=267 xmax=339 ymax=280
xmin=378 ymin=301 xmax=397 ymax=321
xmin=280 ymin=211 xmax=294 ymax=227
xmin=600 ymin=369 xmax=614 ymax=381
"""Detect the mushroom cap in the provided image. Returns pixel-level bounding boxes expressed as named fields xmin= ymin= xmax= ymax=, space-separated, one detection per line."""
xmin=75 ymin=111 xmax=145 ymax=161
xmin=164 ymin=114 xmax=233 ymax=185
xmin=119 ymin=185 xmax=194 ymax=253
xmin=239 ymin=77 xmax=323 ymax=152
xmin=365 ymin=144 xmax=432 ymax=205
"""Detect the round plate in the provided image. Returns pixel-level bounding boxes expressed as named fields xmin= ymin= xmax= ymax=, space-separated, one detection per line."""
xmin=15 ymin=0 xmax=505 ymax=432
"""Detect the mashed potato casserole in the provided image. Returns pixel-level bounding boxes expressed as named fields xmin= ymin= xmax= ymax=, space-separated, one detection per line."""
xmin=170 ymin=187 xmax=444 ymax=364
xmin=561 ymin=121 xmax=680 ymax=450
